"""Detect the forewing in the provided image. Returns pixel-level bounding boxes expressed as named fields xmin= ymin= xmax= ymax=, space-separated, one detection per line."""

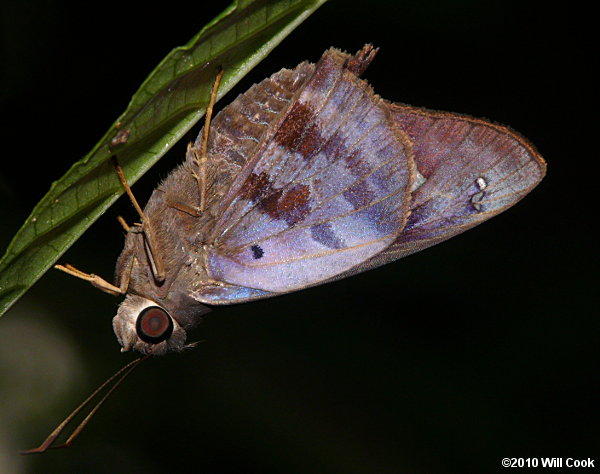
xmin=205 ymin=47 xmax=414 ymax=294
xmin=329 ymin=103 xmax=546 ymax=279
xmin=188 ymin=61 xmax=315 ymax=214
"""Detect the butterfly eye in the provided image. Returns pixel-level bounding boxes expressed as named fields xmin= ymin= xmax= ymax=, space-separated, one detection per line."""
xmin=136 ymin=306 xmax=173 ymax=344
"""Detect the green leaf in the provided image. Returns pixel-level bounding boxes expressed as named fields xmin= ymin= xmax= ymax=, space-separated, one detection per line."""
xmin=0 ymin=0 xmax=327 ymax=317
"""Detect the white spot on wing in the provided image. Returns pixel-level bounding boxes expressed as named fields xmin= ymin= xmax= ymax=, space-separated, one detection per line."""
xmin=471 ymin=177 xmax=488 ymax=212
xmin=411 ymin=170 xmax=427 ymax=192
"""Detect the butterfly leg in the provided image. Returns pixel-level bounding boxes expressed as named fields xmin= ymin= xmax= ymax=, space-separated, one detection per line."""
xmin=115 ymin=254 xmax=136 ymax=294
xmin=116 ymin=215 xmax=131 ymax=232
xmin=164 ymin=195 xmax=201 ymax=217
xmin=55 ymin=264 xmax=122 ymax=296
xmin=111 ymin=156 xmax=166 ymax=282
xmin=54 ymin=212 xmax=138 ymax=295
xmin=191 ymin=68 xmax=224 ymax=213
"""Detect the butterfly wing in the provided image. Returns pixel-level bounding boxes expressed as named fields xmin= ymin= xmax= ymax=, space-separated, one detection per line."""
xmin=193 ymin=46 xmax=546 ymax=304
xmin=200 ymin=46 xmax=415 ymax=296
xmin=188 ymin=61 xmax=315 ymax=212
xmin=325 ymin=103 xmax=547 ymax=281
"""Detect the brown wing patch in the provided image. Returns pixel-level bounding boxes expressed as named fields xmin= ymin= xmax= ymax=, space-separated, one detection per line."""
xmin=259 ymin=184 xmax=311 ymax=226
xmin=238 ymin=172 xmax=311 ymax=226
xmin=239 ymin=171 xmax=273 ymax=202
xmin=273 ymin=101 xmax=322 ymax=160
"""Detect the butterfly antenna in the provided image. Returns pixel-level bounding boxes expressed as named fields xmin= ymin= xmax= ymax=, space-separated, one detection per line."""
xmin=199 ymin=68 xmax=225 ymax=213
xmin=20 ymin=355 xmax=149 ymax=455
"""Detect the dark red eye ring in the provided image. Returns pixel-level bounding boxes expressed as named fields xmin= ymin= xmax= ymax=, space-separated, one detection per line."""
xmin=136 ymin=306 xmax=173 ymax=344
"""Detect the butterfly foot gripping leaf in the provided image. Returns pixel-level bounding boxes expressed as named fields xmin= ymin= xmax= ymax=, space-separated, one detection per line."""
xmin=112 ymin=45 xmax=546 ymax=355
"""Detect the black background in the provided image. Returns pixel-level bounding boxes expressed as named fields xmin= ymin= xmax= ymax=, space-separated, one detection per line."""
xmin=0 ymin=1 xmax=596 ymax=473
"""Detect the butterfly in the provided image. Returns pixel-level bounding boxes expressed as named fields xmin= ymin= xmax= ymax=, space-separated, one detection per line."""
xmin=64 ymin=45 xmax=547 ymax=356
xmin=22 ymin=44 xmax=546 ymax=454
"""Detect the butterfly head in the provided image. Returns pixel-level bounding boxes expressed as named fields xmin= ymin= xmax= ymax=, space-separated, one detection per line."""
xmin=112 ymin=294 xmax=187 ymax=355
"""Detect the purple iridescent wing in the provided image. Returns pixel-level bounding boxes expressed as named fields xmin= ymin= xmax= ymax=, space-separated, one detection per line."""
xmin=326 ymin=104 xmax=546 ymax=280
xmin=193 ymin=45 xmax=545 ymax=305
xmin=202 ymin=46 xmax=414 ymax=295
